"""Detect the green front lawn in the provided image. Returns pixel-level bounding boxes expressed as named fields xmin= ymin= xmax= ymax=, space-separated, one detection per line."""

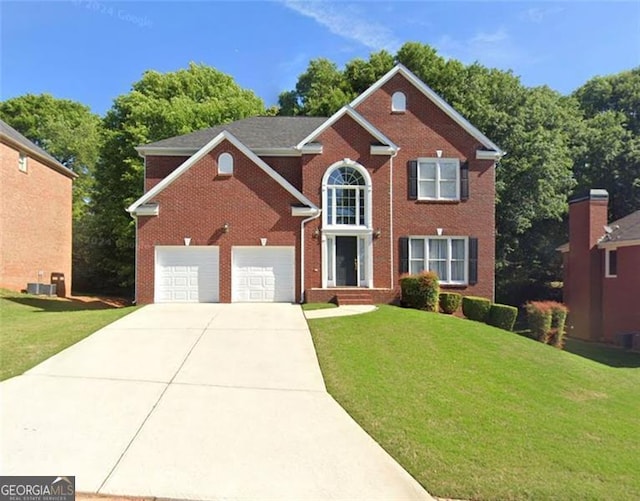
xmin=308 ymin=305 xmax=640 ymax=500
xmin=0 ymin=290 xmax=137 ymax=381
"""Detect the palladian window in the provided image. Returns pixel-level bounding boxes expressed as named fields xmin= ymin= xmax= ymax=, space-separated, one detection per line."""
xmin=325 ymin=166 xmax=367 ymax=226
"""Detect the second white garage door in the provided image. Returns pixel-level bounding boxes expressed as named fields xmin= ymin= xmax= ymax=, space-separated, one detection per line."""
xmin=232 ymin=247 xmax=295 ymax=302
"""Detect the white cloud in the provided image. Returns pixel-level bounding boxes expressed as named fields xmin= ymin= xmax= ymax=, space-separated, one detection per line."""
xmin=279 ymin=1 xmax=400 ymax=52
xmin=437 ymin=28 xmax=540 ymax=69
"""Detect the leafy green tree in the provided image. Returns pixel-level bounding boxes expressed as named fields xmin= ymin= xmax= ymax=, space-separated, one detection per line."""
xmin=91 ymin=63 xmax=265 ymax=291
xmin=573 ymin=69 xmax=640 ymax=221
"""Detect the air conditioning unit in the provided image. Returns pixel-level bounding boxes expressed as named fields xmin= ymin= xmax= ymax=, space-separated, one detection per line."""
xmin=27 ymin=283 xmax=57 ymax=296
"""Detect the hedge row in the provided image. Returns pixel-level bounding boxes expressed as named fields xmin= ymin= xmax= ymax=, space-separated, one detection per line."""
xmin=399 ymin=271 xmax=440 ymax=312
xmin=525 ymin=301 xmax=569 ymax=348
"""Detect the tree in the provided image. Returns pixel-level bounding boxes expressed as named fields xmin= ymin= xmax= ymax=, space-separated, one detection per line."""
xmin=90 ymin=63 xmax=265 ymax=292
xmin=573 ymin=69 xmax=640 ymax=221
xmin=0 ymin=94 xmax=101 ymax=219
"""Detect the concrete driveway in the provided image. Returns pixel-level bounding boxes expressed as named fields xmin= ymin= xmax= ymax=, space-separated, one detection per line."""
xmin=0 ymin=304 xmax=432 ymax=500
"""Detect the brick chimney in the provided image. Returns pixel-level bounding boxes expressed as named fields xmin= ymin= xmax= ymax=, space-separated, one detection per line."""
xmin=566 ymin=189 xmax=609 ymax=340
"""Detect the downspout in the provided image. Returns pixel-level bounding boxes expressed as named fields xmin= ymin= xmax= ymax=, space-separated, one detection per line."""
xmin=389 ymin=149 xmax=398 ymax=289
xmin=300 ymin=209 xmax=322 ymax=303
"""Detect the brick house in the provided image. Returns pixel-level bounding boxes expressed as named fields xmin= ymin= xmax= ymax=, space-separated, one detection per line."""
xmin=0 ymin=119 xmax=76 ymax=295
xmin=560 ymin=189 xmax=640 ymax=343
xmin=128 ymin=65 xmax=503 ymax=304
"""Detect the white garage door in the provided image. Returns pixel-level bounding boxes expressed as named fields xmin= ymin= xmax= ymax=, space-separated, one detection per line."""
xmin=155 ymin=246 xmax=219 ymax=303
xmin=232 ymin=247 xmax=295 ymax=302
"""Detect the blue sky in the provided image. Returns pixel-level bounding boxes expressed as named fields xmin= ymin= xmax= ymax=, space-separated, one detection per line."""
xmin=2 ymin=1 xmax=639 ymax=116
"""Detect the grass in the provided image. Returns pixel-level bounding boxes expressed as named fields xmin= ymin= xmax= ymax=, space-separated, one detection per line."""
xmin=308 ymin=305 xmax=640 ymax=500
xmin=0 ymin=289 xmax=137 ymax=381
xmin=301 ymin=302 xmax=338 ymax=311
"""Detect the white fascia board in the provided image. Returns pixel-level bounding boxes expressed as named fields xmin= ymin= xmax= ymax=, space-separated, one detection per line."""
xmin=350 ymin=64 xmax=504 ymax=155
xmin=127 ymin=131 xmax=317 ymax=214
xmin=295 ymin=106 xmax=398 ymax=152
xmin=132 ymin=203 xmax=159 ymax=216
xmin=370 ymin=145 xmax=397 ymax=156
xmin=292 ymin=206 xmax=320 ymax=217
xmin=135 ymin=146 xmax=198 ymax=157
xmin=300 ymin=144 xmax=323 ymax=155
xmin=476 ymin=149 xmax=505 ymax=161
xmin=598 ymin=239 xmax=640 ymax=250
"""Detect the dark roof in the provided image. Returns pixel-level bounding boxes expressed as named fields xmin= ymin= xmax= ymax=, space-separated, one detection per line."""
xmin=142 ymin=116 xmax=328 ymax=151
xmin=602 ymin=209 xmax=640 ymax=244
xmin=0 ymin=119 xmax=75 ymax=178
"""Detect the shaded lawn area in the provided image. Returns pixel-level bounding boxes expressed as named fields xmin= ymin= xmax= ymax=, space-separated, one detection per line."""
xmin=1 ymin=290 xmax=137 ymax=381
xmin=301 ymin=302 xmax=338 ymax=311
xmin=308 ymin=305 xmax=640 ymax=501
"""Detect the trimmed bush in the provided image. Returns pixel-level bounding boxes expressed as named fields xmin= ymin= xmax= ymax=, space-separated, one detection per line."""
xmin=462 ymin=296 xmax=491 ymax=322
xmin=400 ymin=271 xmax=440 ymax=311
xmin=525 ymin=301 xmax=569 ymax=347
xmin=525 ymin=302 xmax=553 ymax=342
xmin=439 ymin=292 xmax=462 ymax=314
xmin=487 ymin=303 xmax=518 ymax=331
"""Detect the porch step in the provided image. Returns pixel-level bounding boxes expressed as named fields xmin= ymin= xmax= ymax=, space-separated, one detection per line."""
xmin=335 ymin=291 xmax=374 ymax=306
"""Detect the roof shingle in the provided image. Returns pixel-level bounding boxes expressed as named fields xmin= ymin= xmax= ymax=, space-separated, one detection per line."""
xmin=142 ymin=116 xmax=328 ymax=151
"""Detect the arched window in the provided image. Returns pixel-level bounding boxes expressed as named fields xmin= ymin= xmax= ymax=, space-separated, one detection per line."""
xmin=324 ymin=165 xmax=369 ymax=226
xmin=218 ymin=152 xmax=233 ymax=175
xmin=391 ymin=91 xmax=406 ymax=112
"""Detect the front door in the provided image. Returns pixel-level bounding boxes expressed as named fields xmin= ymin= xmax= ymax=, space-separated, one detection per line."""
xmin=335 ymin=236 xmax=358 ymax=286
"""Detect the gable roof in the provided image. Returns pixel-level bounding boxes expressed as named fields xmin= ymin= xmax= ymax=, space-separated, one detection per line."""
xmin=599 ymin=209 xmax=640 ymax=246
xmin=128 ymin=130 xmax=317 ymax=215
xmin=350 ymin=64 xmax=504 ymax=155
xmin=137 ymin=116 xmax=327 ymax=155
xmin=295 ymin=105 xmax=399 ymax=151
xmin=0 ymin=119 xmax=77 ymax=178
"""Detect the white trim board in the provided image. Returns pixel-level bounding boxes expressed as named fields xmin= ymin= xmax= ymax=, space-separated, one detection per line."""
xmin=127 ymin=130 xmax=317 ymax=214
xmin=350 ymin=64 xmax=504 ymax=156
xmin=296 ymin=106 xmax=399 ymax=152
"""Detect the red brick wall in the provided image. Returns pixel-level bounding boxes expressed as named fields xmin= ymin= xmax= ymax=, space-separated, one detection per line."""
xmin=145 ymin=156 xmax=189 ymax=191
xmin=137 ymin=140 xmax=301 ymax=304
xmin=602 ymin=245 xmax=640 ymax=342
xmin=0 ymin=142 xmax=73 ymax=295
xmin=565 ymin=196 xmax=608 ymax=340
xmin=355 ymin=74 xmax=496 ymax=300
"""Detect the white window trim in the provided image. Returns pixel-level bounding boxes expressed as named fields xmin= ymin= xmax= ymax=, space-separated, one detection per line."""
xmin=409 ymin=236 xmax=468 ymax=285
xmin=217 ymin=152 xmax=233 ymax=175
xmin=391 ymin=91 xmax=406 ymax=112
xmin=605 ymin=248 xmax=618 ymax=278
xmin=18 ymin=152 xmax=28 ymax=173
xmin=322 ymin=160 xmax=372 ymax=230
xmin=321 ymin=232 xmax=373 ymax=288
xmin=417 ymin=157 xmax=460 ymax=201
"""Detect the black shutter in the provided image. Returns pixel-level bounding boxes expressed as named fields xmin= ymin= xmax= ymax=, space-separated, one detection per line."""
xmin=408 ymin=160 xmax=418 ymax=200
xmin=399 ymin=237 xmax=409 ymax=274
xmin=460 ymin=161 xmax=469 ymax=200
xmin=468 ymin=237 xmax=478 ymax=285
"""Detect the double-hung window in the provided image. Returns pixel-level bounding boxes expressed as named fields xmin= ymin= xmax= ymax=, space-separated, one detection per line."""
xmin=409 ymin=236 xmax=467 ymax=284
xmin=326 ymin=166 xmax=367 ymax=226
xmin=418 ymin=158 xmax=459 ymax=200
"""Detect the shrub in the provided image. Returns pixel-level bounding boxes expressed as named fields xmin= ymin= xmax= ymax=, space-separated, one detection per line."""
xmin=525 ymin=302 xmax=553 ymax=342
xmin=550 ymin=303 xmax=569 ymax=347
xmin=487 ymin=303 xmax=518 ymax=331
xmin=400 ymin=271 xmax=440 ymax=311
xmin=462 ymin=296 xmax=492 ymax=322
xmin=439 ymin=292 xmax=462 ymax=314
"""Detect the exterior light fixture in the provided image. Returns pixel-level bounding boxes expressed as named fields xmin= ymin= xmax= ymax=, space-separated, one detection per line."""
xmin=223 ymin=223 xmax=230 ymax=233
xmin=374 ymin=229 xmax=382 ymax=238
xmin=312 ymin=228 xmax=320 ymax=239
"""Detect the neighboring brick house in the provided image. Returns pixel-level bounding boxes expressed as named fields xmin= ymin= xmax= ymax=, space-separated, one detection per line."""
xmin=0 ymin=119 xmax=76 ymax=296
xmin=128 ymin=65 xmax=503 ymax=304
xmin=559 ymin=189 xmax=640 ymax=344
